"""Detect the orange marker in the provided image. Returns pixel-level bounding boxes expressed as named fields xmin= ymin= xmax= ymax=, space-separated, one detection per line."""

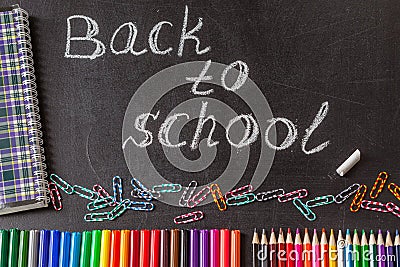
xmin=120 ymin=230 xmax=130 ymax=267
xmin=110 ymin=230 xmax=121 ymax=267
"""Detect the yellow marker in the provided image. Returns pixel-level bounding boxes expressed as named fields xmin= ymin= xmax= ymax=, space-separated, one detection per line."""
xmin=99 ymin=230 xmax=111 ymax=267
xmin=329 ymin=229 xmax=338 ymax=267
xmin=120 ymin=230 xmax=130 ymax=267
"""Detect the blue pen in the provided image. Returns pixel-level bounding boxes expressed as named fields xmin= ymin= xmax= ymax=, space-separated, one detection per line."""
xmin=346 ymin=229 xmax=354 ymax=267
xmin=69 ymin=232 xmax=82 ymax=267
xmin=59 ymin=232 xmax=71 ymax=267
xmin=48 ymin=230 xmax=61 ymax=267
xmin=38 ymin=230 xmax=50 ymax=267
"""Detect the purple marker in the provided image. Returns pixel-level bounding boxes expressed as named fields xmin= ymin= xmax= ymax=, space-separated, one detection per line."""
xmin=190 ymin=229 xmax=199 ymax=267
xmin=200 ymin=230 xmax=209 ymax=267
xmin=210 ymin=229 xmax=220 ymax=267
xmin=377 ymin=230 xmax=386 ymax=267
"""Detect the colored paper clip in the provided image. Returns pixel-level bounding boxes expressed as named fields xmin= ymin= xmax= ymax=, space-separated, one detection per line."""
xmin=278 ymin=189 xmax=308 ymax=203
xmin=388 ymin=182 xmax=400 ymax=201
xmin=48 ymin=182 xmax=62 ymax=211
xmin=369 ymin=171 xmax=388 ymax=199
xmin=152 ymin=183 xmax=182 ymax=193
xmin=226 ymin=193 xmax=256 ymax=206
xmin=306 ymin=195 xmax=335 ymax=208
xmin=49 ymin=174 xmax=74 ymax=195
xmin=131 ymin=177 xmax=153 ymax=201
xmin=386 ymin=202 xmax=400 ymax=218
xmin=187 ymin=186 xmax=211 ymax=208
xmin=73 ymin=185 xmax=98 ymax=200
xmin=256 ymin=189 xmax=285 ymax=201
xmin=113 ymin=176 xmax=123 ymax=203
xmin=127 ymin=201 xmax=154 ymax=211
xmin=293 ymin=198 xmax=316 ymax=221
xmin=108 ymin=199 xmax=130 ymax=220
xmin=334 ymin=183 xmax=361 ymax=204
xmin=173 ymin=211 xmax=204 ymax=224
xmin=93 ymin=184 xmax=113 ymax=199
xmin=360 ymin=200 xmax=390 ymax=213
xmin=84 ymin=212 xmax=110 ymax=222
xmin=87 ymin=196 xmax=114 ymax=211
xmin=210 ymin=184 xmax=227 ymax=211
xmin=349 ymin=184 xmax=367 ymax=212
xmin=225 ymin=184 xmax=254 ymax=199
xmin=179 ymin=181 xmax=197 ymax=207
xmin=130 ymin=190 xmax=158 ymax=200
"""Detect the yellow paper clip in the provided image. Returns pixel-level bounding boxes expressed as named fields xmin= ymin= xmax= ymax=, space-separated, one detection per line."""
xmin=210 ymin=184 xmax=227 ymax=211
xmin=369 ymin=171 xmax=388 ymax=199
xmin=349 ymin=184 xmax=367 ymax=212
xmin=388 ymin=182 xmax=400 ymax=201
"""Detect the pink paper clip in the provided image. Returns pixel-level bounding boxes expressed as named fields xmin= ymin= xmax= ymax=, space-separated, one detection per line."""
xmin=173 ymin=211 xmax=204 ymax=224
xmin=187 ymin=186 xmax=211 ymax=208
xmin=224 ymin=184 xmax=253 ymax=199
xmin=48 ymin=182 xmax=62 ymax=211
xmin=278 ymin=189 xmax=308 ymax=203
xmin=93 ymin=184 xmax=115 ymax=206
xmin=360 ymin=200 xmax=390 ymax=213
xmin=386 ymin=202 xmax=400 ymax=218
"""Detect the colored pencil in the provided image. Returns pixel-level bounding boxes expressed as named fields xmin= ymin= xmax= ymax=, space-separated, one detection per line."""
xmin=90 ymin=230 xmax=102 ymax=267
xmin=295 ymin=228 xmax=303 ymax=267
xmin=80 ymin=231 xmax=92 ymax=267
xmin=346 ymin=229 xmax=354 ymax=267
xmin=130 ymin=230 xmax=140 ymax=267
xmin=287 ymin=228 xmax=295 ymax=267
xmin=261 ymin=229 xmax=269 ymax=267
xmin=304 ymin=229 xmax=312 ymax=267
xmin=59 ymin=232 xmax=71 ymax=267
xmin=312 ymin=229 xmax=320 ymax=267
xmin=200 ymin=230 xmax=209 ymax=267
xmin=361 ymin=230 xmax=369 ymax=267
xmin=369 ymin=231 xmax=378 ymax=267
xmin=329 ymin=229 xmax=337 ymax=267
xmin=48 ymin=230 xmax=61 ymax=267
xmin=180 ymin=229 xmax=189 ymax=267
xmin=160 ymin=230 xmax=169 ymax=267
xmin=190 ymin=229 xmax=200 ymax=267
xmin=99 ymin=230 xmax=111 ymax=267
xmin=354 ymin=230 xmax=361 ymax=267
xmin=120 ymin=230 xmax=130 ymax=267
xmin=232 ymin=230 xmax=241 ymax=267
xmin=321 ymin=229 xmax=329 ymax=267
xmin=0 ymin=230 xmax=9 ymax=267
xmin=140 ymin=230 xmax=151 ymax=267
xmin=377 ymin=230 xmax=386 ymax=267
xmin=386 ymin=231 xmax=394 ymax=267
xmin=253 ymin=229 xmax=260 ymax=267
xmin=170 ymin=229 xmax=179 ymax=267
xmin=69 ymin=232 xmax=82 ymax=267
xmin=9 ymin=228 xmax=20 ymax=267
xmin=18 ymin=230 xmax=29 ymax=267
xmin=394 ymin=230 xmax=400 ymax=267
xmin=150 ymin=230 xmax=160 ymax=267
xmin=270 ymin=229 xmax=278 ymax=267
xmin=28 ymin=230 xmax=40 ymax=267
xmin=221 ymin=229 xmax=230 ymax=267
xmin=337 ymin=230 xmax=345 ymax=267
xmin=110 ymin=230 xmax=121 ymax=267
xmin=210 ymin=229 xmax=220 ymax=267
xmin=278 ymin=228 xmax=286 ymax=267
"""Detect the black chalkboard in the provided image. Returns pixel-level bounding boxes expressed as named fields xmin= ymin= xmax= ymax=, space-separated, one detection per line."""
xmin=2 ymin=0 xmax=400 ymax=265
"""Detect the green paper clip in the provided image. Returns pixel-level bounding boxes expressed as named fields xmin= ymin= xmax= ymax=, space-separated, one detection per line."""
xmin=87 ymin=196 xmax=114 ymax=211
xmin=226 ymin=193 xmax=256 ymax=206
xmin=293 ymin=198 xmax=316 ymax=221
xmin=84 ymin=212 xmax=110 ymax=222
xmin=305 ymin=195 xmax=335 ymax=208
xmin=49 ymin=174 xmax=74 ymax=195
xmin=108 ymin=199 xmax=130 ymax=220
xmin=73 ymin=185 xmax=98 ymax=200
xmin=152 ymin=183 xmax=182 ymax=193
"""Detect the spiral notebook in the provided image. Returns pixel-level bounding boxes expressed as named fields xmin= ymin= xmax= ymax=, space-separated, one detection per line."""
xmin=0 ymin=5 xmax=48 ymax=214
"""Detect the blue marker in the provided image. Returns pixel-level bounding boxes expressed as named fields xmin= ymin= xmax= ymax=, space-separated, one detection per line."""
xmin=48 ymin=230 xmax=60 ymax=267
xmin=59 ymin=232 xmax=71 ymax=267
xmin=38 ymin=230 xmax=50 ymax=267
xmin=69 ymin=232 xmax=82 ymax=267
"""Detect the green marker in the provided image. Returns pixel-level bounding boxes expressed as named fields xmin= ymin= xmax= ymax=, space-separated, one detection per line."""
xmin=9 ymin=228 xmax=20 ymax=267
xmin=18 ymin=230 xmax=29 ymax=267
xmin=0 ymin=230 xmax=9 ymax=267
xmin=353 ymin=229 xmax=361 ymax=267
xmin=90 ymin=230 xmax=102 ymax=267
xmin=361 ymin=230 xmax=369 ymax=267
xmin=369 ymin=230 xmax=378 ymax=267
xmin=80 ymin=231 xmax=92 ymax=267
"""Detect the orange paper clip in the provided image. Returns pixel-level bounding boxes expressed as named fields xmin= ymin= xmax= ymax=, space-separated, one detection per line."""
xmin=349 ymin=184 xmax=367 ymax=212
xmin=369 ymin=171 xmax=388 ymax=199
xmin=388 ymin=182 xmax=400 ymax=201
xmin=210 ymin=184 xmax=227 ymax=211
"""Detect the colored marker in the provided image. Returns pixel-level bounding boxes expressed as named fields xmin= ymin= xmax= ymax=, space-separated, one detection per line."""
xmin=369 ymin=231 xmax=377 ymax=267
xmin=150 ymin=230 xmax=160 ymax=267
xmin=9 ymin=228 xmax=20 ymax=267
xmin=304 ymin=229 xmax=312 ymax=267
xmin=221 ymin=229 xmax=230 ymax=267
xmin=295 ymin=228 xmax=303 ymax=267
xmin=90 ymin=230 xmax=102 ymax=267
xmin=386 ymin=231 xmax=394 ymax=267
xmin=321 ymin=229 xmax=329 ymax=267
xmin=190 ymin=229 xmax=199 ymax=267
xmin=270 ymin=229 xmax=278 ymax=267
xmin=28 ymin=230 xmax=40 ymax=267
xmin=180 ymin=229 xmax=189 ymax=267
xmin=0 ymin=230 xmax=9 ymax=267
xmin=354 ymin=230 xmax=361 ymax=267
xmin=394 ymin=230 xmax=400 ymax=267
xmin=312 ymin=229 xmax=320 ymax=267
xmin=361 ymin=230 xmax=369 ymax=267
xmin=346 ymin=229 xmax=354 ymax=267
xmin=253 ymin=229 xmax=261 ymax=267
xmin=120 ymin=230 xmax=130 ymax=267
xmin=99 ymin=230 xmax=111 ymax=267
xmin=170 ymin=229 xmax=179 ymax=267
xmin=110 ymin=230 xmax=121 ymax=267
xmin=337 ymin=230 xmax=345 ymax=267
xmin=38 ymin=230 xmax=50 ymax=267
xmin=210 ymin=229 xmax=220 ymax=267
xmin=231 ymin=230 xmax=241 ymax=267
xmin=48 ymin=230 xmax=61 ymax=267
xmin=287 ymin=229 xmax=295 ymax=267
xmin=80 ymin=231 xmax=92 ymax=267
xmin=200 ymin=230 xmax=209 ymax=267
xmin=18 ymin=230 xmax=29 ymax=267
xmin=261 ymin=229 xmax=269 ymax=267
xmin=160 ymin=230 xmax=169 ymax=267
xmin=329 ymin=229 xmax=337 ymax=267
xmin=59 ymin=232 xmax=71 ymax=267
xmin=377 ymin=230 xmax=386 ymax=267
xmin=69 ymin=232 xmax=82 ymax=267
xmin=130 ymin=230 xmax=140 ymax=267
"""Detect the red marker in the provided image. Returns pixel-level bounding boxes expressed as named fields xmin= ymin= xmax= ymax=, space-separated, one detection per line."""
xmin=150 ymin=230 xmax=160 ymax=267
xmin=221 ymin=229 xmax=230 ymax=267
xmin=278 ymin=228 xmax=287 ymax=267
xmin=110 ymin=230 xmax=121 ymax=267
xmin=140 ymin=230 xmax=150 ymax=267
xmin=287 ymin=228 xmax=295 ymax=267
xmin=129 ymin=230 xmax=140 ymax=267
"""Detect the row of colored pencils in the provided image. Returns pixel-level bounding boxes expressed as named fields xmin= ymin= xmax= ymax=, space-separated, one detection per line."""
xmin=0 ymin=228 xmax=240 ymax=267
xmin=252 ymin=228 xmax=400 ymax=267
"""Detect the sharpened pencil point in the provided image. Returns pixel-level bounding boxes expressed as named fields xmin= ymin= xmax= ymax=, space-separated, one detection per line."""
xmin=296 ymin=228 xmax=300 ymax=234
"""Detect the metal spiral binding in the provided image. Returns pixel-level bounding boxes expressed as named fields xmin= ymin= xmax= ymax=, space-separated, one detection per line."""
xmin=14 ymin=7 xmax=49 ymax=204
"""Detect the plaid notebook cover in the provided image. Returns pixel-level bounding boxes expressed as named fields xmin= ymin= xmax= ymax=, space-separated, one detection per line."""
xmin=0 ymin=7 xmax=41 ymax=206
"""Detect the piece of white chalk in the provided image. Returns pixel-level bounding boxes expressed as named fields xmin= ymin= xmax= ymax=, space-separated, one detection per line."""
xmin=336 ymin=149 xmax=361 ymax=176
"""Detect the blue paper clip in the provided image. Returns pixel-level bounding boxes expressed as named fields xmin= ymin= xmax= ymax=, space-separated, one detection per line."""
xmin=152 ymin=183 xmax=182 ymax=193
xmin=73 ymin=185 xmax=98 ymax=200
xmin=293 ymin=198 xmax=316 ymax=221
xmin=49 ymin=174 xmax=74 ymax=195
xmin=108 ymin=199 xmax=130 ymax=220
xmin=131 ymin=177 xmax=153 ymax=201
xmin=226 ymin=193 xmax=256 ymax=206
xmin=87 ymin=196 xmax=114 ymax=211
xmin=84 ymin=212 xmax=110 ymax=222
xmin=127 ymin=201 xmax=154 ymax=211
xmin=306 ymin=195 xmax=335 ymax=208
xmin=179 ymin=181 xmax=197 ymax=207
xmin=113 ymin=176 xmax=123 ymax=203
